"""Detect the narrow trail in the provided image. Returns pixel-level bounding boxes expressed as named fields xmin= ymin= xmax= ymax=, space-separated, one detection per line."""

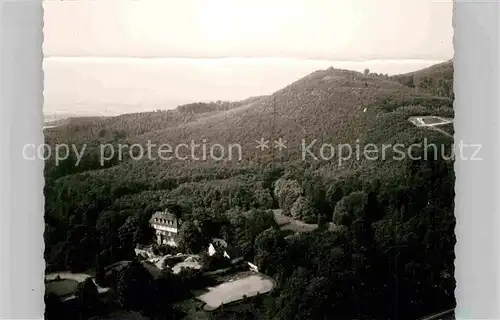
xmin=429 ymin=126 xmax=453 ymax=138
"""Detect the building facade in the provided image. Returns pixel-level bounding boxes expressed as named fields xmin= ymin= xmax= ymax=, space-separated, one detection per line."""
xmin=149 ymin=210 xmax=180 ymax=246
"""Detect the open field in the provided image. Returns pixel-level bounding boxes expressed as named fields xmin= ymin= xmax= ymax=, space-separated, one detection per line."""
xmin=45 ymin=272 xmax=110 ymax=301
xmin=46 ymin=272 xmax=92 ymax=283
xmin=45 ymin=279 xmax=79 ymax=298
xmin=273 ymin=209 xmax=337 ymax=234
xmin=196 ymin=273 xmax=275 ymax=311
xmin=273 ymin=209 xmax=318 ymax=233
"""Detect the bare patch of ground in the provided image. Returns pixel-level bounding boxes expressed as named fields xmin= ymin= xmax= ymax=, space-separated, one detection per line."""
xmin=273 ymin=209 xmax=318 ymax=233
xmin=196 ymin=272 xmax=275 ymax=311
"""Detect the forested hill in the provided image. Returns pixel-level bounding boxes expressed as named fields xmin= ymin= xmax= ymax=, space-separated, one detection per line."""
xmin=126 ymin=67 xmax=451 ymax=165
xmin=44 ymin=61 xmax=455 ymax=320
xmin=391 ymin=60 xmax=454 ymax=98
xmin=175 ymin=96 xmax=265 ymax=114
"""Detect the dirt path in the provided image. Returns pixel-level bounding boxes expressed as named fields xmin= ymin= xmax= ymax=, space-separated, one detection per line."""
xmin=429 ymin=126 xmax=453 ymax=138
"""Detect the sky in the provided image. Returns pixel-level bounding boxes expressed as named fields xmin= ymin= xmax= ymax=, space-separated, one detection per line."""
xmin=42 ymin=0 xmax=454 ymax=116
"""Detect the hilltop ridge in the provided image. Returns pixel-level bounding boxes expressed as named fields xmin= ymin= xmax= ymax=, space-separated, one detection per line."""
xmin=392 ymin=60 xmax=454 ymax=98
xmin=43 ymin=61 xmax=454 ymax=192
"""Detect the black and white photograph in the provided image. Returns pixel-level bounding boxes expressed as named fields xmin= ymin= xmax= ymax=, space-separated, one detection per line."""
xmin=40 ymin=1 xmax=455 ymax=319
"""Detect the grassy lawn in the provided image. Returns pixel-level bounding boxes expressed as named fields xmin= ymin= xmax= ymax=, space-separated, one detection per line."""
xmin=45 ymin=279 xmax=79 ymax=298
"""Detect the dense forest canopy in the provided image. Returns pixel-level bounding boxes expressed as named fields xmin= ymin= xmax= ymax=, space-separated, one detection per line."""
xmin=176 ymin=96 xmax=265 ymax=114
xmin=44 ymin=62 xmax=455 ymax=320
xmin=391 ymin=60 xmax=454 ymax=99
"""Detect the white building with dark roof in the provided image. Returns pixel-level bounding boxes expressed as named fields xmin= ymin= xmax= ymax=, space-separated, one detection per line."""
xmin=149 ymin=210 xmax=180 ymax=246
xmin=208 ymin=238 xmax=230 ymax=259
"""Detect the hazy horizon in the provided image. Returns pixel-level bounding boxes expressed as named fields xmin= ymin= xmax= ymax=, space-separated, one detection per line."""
xmin=44 ymin=0 xmax=452 ymax=59
xmin=44 ymin=57 xmax=450 ymax=118
xmin=43 ymin=0 xmax=453 ymax=118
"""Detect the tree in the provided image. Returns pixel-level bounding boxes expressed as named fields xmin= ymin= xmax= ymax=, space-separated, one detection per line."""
xmin=200 ymin=250 xmax=230 ymax=271
xmin=64 ymin=224 xmax=98 ymax=272
xmin=266 ymin=267 xmax=309 ymax=319
xmin=165 ymin=201 xmax=184 ymax=220
xmin=364 ymin=69 xmax=370 ymax=86
xmin=117 ymin=216 xmax=150 ymax=259
xmin=332 ymin=191 xmax=368 ymax=227
xmin=74 ymin=278 xmax=99 ymax=319
xmin=94 ymin=253 xmax=106 ymax=287
xmin=290 ymin=196 xmax=305 ymax=220
xmin=254 ymin=228 xmax=287 ymax=276
xmin=274 ymin=178 xmax=303 ymax=216
xmin=290 ymin=196 xmax=317 ymax=223
xmin=302 ymin=174 xmax=329 ymax=218
xmin=229 ymin=209 xmax=278 ymax=261
xmin=262 ymin=167 xmax=284 ymax=207
xmin=96 ymin=210 xmax=127 ymax=257
xmin=147 ymin=275 xmax=179 ymax=314
xmin=133 ymin=225 xmax=154 ymax=245
xmin=178 ymin=221 xmax=204 ymax=254
xmin=117 ymin=216 xmax=138 ymax=248
xmin=406 ymin=76 xmax=415 ymax=88
xmin=326 ymin=180 xmax=346 ymax=217
xmin=192 ymin=207 xmax=226 ymax=242
xmin=44 ymin=293 xmax=64 ymax=320
xmin=116 ymin=261 xmax=153 ymax=310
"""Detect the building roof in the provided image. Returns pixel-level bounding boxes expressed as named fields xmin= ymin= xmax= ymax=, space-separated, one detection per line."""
xmin=150 ymin=210 xmax=179 ymax=228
